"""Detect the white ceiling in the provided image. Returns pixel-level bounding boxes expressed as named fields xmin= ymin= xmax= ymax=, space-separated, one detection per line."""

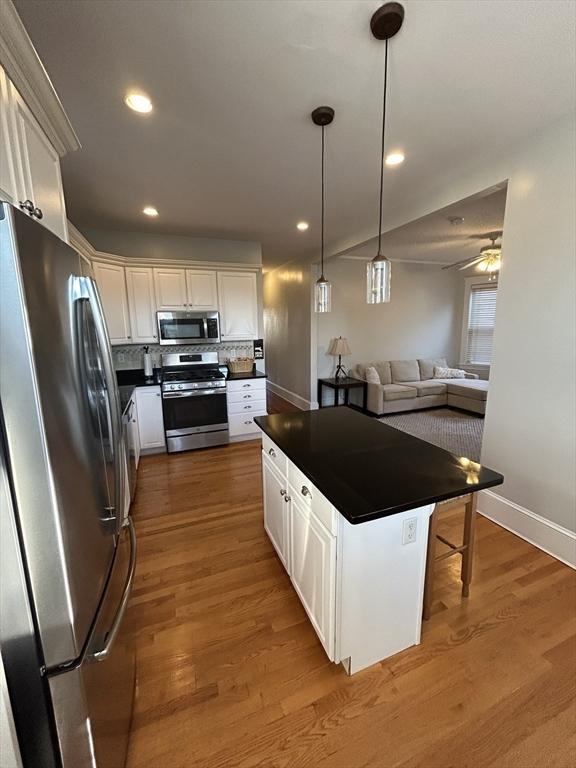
xmin=342 ymin=184 xmax=507 ymax=265
xmin=15 ymin=0 xmax=576 ymax=268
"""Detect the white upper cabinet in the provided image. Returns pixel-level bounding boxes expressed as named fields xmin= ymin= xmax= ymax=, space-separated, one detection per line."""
xmin=217 ymin=272 xmax=258 ymax=340
xmin=153 ymin=268 xmax=188 ymax=310
xmin=10 ymin=83 xmax=68 ymax=242
xmin=0 ymin=67 xmax=19 ymax=205
xmin=92 ymin=262 xmax=131 ymax=344
xmin=126 ymin=267 xmax=158 ymax=343
xmin=186 ymin=270 xmax=218 ymax=310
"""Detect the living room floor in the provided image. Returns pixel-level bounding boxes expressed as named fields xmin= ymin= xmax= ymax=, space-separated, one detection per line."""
xmin=125 ymin=434 xmax=575 ymax=767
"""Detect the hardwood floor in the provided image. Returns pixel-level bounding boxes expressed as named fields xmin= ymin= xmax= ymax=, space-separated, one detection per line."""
xmin=126 ymin=441 xmax=576 ymax=768
xmin=266 ymin=390 xmax=301 ymax=414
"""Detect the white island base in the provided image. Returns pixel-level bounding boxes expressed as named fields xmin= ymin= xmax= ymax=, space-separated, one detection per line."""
xmin=261 ymin=433 xmax=435 ymax=675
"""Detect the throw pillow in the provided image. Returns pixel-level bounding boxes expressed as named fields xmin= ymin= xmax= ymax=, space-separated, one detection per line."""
xmin=365 ymin=366 xmax=381 ymax=384
xmin=433 ymin=366 xmax=466 ymax=379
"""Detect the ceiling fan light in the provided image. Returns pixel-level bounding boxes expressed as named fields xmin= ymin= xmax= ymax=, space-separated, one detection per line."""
xmin=367 ymin=254 xmax=391 ymax=304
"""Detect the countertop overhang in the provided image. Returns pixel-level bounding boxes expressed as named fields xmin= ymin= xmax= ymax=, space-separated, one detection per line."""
xmin=255 ymin=408 xmax=504 ymax=524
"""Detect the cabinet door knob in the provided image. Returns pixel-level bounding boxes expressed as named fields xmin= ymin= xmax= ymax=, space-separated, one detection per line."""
xmin=19 ymin=199 xmax=34 ymax=213
xmin=301 ymin=485 xmax=311 ymax=498
xmin=32 ymin=207 xmax=43 ymax=220
xmin=280 ymin=489 xmax=286 ymax=496
xmin=284 ymin=495 xmax=291 ymax=503
xmin=268 ymin=448 xmax=276 ymax=457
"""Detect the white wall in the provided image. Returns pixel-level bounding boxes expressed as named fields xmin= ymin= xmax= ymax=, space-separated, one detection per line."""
xmin=316 ymin=259 xmax=463 ymax=379
xmin=263 ymin=260 xmax=313 ymax=406
xmin=81 ymin=227 xmax=262 ymax=265
xmin=480 ymin=115 xmax=575 ymax=534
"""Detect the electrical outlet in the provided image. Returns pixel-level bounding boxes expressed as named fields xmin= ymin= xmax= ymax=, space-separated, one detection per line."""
xmin=402 ymin=517 xmax=417 ymax=545
xmin=117 ymin=353 xmax=125 ymax=363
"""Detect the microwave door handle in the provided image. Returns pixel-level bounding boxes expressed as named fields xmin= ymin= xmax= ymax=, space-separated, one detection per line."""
xmin=90 ymin=517 xmax=137 ymax=662
xmin=203 ymin=317 xmax=209 ymax=341
xmin=75 ymin=276 xmax=125 ymax=535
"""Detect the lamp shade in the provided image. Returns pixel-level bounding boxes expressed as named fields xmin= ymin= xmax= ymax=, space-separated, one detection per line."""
xmin=327 ymin=336 xmax=351 ymax=356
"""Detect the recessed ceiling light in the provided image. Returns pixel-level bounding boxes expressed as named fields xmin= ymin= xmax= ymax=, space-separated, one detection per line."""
xmin=385 ymin=152 xmax=404 ymax=166
xmin=142 ymin=206 xmax=158 ymax=217
xmin=296 ymin=221 xmax=309 ymax=231
xmin=124 ymin=91 xmax=153 ymax=114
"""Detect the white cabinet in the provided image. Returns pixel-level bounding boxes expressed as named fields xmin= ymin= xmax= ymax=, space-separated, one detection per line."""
xmin=153 ymin=268 xmax=188 ymax=310
xmin=92 ymin=262 xmax=131 ymax=344
xmin=262 ymin=457 xmax=289 ymax=570
xmin=217 ymin=272 xmax=258 ymax=340
xmin=128 ymin=397 xmax=140 ymax=470
xmin=186 ymin=270 xmax=218 ymax=310
xmin=227 ymin=377 xmax=267 ymax=439
xmin=290 ymin=495 xmax=336 ymax=661
xmin=0 ymin=65 xmax=67 ymax=241
xmin=126 ymin=267 xmax=158 ymax=343
xmin=134 ymin=387 xmax=165 ymax=451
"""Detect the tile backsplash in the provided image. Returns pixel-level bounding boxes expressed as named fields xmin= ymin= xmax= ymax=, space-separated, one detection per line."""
xmin=112 ymin=342 xmax=255 ymax=370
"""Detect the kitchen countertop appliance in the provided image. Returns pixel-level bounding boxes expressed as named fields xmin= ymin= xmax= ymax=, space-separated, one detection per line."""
xmin=161 ymin=352 xmax=228 ymax=452
xmin=0 ymin=202 xmax=135 ymax=768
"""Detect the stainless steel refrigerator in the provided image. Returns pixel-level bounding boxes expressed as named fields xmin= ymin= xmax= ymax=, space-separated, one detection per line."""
xmin=0 ymin=202 xmax=137 ymax=768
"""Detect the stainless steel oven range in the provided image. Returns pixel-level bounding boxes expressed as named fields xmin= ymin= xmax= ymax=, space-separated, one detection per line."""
xmin=161 ymin=352 xmax=228 ymax=452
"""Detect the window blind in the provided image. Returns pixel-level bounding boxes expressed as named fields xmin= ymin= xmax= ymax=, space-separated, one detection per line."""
xmin=464 ymin=284 xmax=498 ymax=364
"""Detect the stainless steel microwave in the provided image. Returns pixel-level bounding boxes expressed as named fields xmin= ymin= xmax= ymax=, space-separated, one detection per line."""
xmin=156 ymin=310 xmax=221 ymax=345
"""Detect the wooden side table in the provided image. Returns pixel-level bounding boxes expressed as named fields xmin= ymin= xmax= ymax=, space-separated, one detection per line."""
xmin=318 ymin=377 xmax=368 ymax=411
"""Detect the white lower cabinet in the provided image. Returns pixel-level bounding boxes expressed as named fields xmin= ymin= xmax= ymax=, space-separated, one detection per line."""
xmin=227 ymin=377 xmax=267 ymax=439
xmin=289 ymin=494 xmax=336 ymax=660
xmin=262 ymin=457 xmax=289 ymax=569
xmin=261 ymin=436 xmax=435 ymax=675
xmin=134 ymin=387 xmax=165 ymax=452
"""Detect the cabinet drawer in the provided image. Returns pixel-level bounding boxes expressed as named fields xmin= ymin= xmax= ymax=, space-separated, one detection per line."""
xmin=229 ymin=412 xmax=264 ymax=436
xmin=226 ymin=378 xmax=267 ymax=394
xmin=227 ymin=388 xmax=267 ymax=404
xmin=288 ymin=462 xmax=338 ymax=536
xmin=261 ymin=434 xmax=287 ymax=477
xmin=227 ymin=398 xmax=266 ymax=416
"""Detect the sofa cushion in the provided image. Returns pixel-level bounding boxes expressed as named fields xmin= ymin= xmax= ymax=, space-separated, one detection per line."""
xmin=390 ymin=360 xmax=420 ymax=383
xmin=365 ymin=366 xmax=380 ymax=384
xmin=418 ymin=358 xmax=448 ymax=380
xmin=381 ymin=384 xmax=418 ymax=402
xmin=374 ymin=361 xmax=392 ymax=385
xmin=402 ymin=380 xmax=448 ymax=397
xmin=446 ymin=379 xmax=489 ymax=401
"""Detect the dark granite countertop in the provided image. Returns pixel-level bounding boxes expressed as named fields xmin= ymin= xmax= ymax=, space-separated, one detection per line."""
xmin=226 ymin=369 xmax=267 ymax=381
xmin=254 ymin=408 xmax=504 ymax=525
xmin=116 ymin=368 xmax=162 ymax=387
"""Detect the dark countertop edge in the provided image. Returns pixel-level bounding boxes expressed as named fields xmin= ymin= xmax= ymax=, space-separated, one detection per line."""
xmin=254 ymin=416 xmax=503 ymax=525
xmin=226 ymin=370 xmax=267 ymax=380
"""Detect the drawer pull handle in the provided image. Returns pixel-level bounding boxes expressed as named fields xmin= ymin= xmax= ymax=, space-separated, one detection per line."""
xmin=268 ymin=448 xmax=276 ymax=458
xmin=243 ymin=406 xmax=252 ymax=410
xmin=301 ymin=485 xmax=311 ymax=498
xmin=243 ymin=394 xmax=252 ymax=398
xmin=242 ymin=384 xmax=251 ymax=388
xmin=244 ymin=420 xmax=252 ymax=425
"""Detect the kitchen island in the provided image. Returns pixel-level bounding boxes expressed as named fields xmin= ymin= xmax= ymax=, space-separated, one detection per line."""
xmin=255 ymin=407 xmax=503 ymax=673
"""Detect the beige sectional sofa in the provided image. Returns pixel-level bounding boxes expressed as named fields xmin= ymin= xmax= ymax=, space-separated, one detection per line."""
xmin=349 ymin=358 xmax=489 ymax=416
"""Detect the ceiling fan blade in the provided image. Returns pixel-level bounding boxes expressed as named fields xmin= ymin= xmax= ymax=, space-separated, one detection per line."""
xmin=458 ymin=256 xmax=486 ymax=271
xmin=442 ymin=255 xmax=482 ymax=270
xmin=468 ymin=229 xmax=503 ymax=241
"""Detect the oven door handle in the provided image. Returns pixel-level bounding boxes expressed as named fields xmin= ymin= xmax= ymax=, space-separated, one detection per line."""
xmin=162 ymin=389 xmax=223 ymax=398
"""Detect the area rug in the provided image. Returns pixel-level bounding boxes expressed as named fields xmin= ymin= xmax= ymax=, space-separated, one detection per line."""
xmin=379 ymin=408 xmax=484 ymax=461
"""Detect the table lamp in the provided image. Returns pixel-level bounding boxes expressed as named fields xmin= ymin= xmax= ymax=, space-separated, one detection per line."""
xmin=327 ymin=336 xmax=351 ymax=380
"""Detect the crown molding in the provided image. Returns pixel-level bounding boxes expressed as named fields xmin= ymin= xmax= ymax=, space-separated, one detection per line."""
xmin=0 ymin=0 xmax=80 ymax=156
xmin=67 ymin=222 xmax=261 ymax=272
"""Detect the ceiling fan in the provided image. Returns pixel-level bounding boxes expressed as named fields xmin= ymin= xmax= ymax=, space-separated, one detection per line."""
xmin=442 ymin=230 xmax=502 ymax=276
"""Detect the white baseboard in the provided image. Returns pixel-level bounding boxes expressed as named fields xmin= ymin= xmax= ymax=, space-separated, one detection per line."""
xmin=266 ymin=380 xmax=313 ymax=411
xmin=478 ymin=490 xmax=576 ymax=569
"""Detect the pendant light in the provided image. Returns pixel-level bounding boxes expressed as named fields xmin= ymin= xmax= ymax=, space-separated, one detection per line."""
xmin=312 ymin=106 xmax=334 ymax=313
xmin=367 ymin=2 xmax=404 ymax=304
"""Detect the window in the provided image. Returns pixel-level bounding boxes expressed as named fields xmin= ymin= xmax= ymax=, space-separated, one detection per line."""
xmin=461 ymin=280 xmax=498 ymax=365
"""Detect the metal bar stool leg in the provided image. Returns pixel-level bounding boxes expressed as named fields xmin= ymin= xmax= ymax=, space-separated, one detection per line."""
xmin=461 ymin=493 xmax=477 ymax=598
xmin=422 ymin=505 xmax=439 ymax=621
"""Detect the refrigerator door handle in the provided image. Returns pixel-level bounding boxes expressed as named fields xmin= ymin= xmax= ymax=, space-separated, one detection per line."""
xmin=89 ymin=517 xmax=136 ymax=663
xmin=75 ymin=276 xmax=125 ymax=534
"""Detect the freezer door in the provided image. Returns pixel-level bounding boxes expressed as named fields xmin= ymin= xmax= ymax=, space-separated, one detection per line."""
xmin=49 ymin=521 xmax=137 ymax=768
xmin=0 ymin=204 xmax=123 ymax=668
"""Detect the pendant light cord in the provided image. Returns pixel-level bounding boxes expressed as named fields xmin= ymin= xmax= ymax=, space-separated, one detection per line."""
xmin=321 ymin=123 xmax=325 ymax=277
xmin=377 ymin=37 xmax=388 ymax=256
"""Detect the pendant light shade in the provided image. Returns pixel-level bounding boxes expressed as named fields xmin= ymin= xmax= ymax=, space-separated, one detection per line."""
xmin=367 ymin=3 xmax=404 ymax=304
xmin=367 ymin=253 xmax=391 ymax=303
xmin=312 ymin=106 xmax=334 ymax=313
